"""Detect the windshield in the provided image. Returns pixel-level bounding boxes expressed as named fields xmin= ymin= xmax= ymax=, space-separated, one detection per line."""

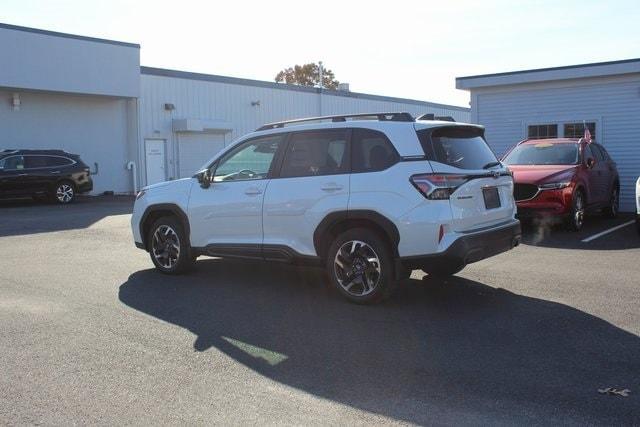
xmin=503 ymin=143 xmax=578 ymax=165
xmin=417 ymin=126 xmax=498 ymax=170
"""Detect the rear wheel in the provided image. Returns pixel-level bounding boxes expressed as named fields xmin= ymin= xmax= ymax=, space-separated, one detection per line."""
xmin=148 ymin=216 xmax=195 ymax=274
xmin=52 ymin=181 xmax=75 ymax=204
xmin=566 ymin=190 xmax=585 ymax=231
xmin=326 ymin=228 xmax=397 ymax=304
xmin=603 ymin=185 xmax=619 ymax=218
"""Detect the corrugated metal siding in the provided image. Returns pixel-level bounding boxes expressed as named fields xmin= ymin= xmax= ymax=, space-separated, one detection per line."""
xmin=139 ymin=74 xmax=470 ymax=185
xmin=473 ymin=76 xmax=640 ymax=212
xmin=0 ymin=89 xmax=134 ymax=194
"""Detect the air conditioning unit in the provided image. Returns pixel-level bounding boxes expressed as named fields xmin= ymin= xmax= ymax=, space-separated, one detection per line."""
xmin=337 ymin=83 xmax=350 ymax=92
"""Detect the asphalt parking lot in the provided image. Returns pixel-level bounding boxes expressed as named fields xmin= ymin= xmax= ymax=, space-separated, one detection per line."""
xmin=1 ymin=197 xmax=638 ymax=425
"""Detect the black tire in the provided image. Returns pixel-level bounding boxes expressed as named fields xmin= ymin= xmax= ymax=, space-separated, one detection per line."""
xmin=147 ymin=216 xmax=195 ymax=274
xmin=566 ymin=190 xmax=585 ymax=231
xmin=603 ymin=185 xmax=619 ymax=218
xmin=636 ymin=216 xmax=640 ymax=236
xmin=52 ymin=181 xmax=75 ymax=204
xmin=326 ymin=228 xmax=397 ymax=304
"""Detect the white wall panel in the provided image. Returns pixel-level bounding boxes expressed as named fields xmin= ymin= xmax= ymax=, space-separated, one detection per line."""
xmin=0 ymin=89 xmax=135 ymax=194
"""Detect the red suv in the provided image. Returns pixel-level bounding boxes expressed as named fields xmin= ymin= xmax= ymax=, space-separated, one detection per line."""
xmin=502 ymin=138 xmax=619 ymax=230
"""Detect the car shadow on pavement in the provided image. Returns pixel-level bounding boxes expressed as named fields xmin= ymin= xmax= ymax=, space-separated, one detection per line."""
xmin=119 ymin=260 xmax=639 ymax=425
xmin=520 ymin=213 xmax=639 ymax=250
xmin=0 ymin=196 xmax=133 ymax=237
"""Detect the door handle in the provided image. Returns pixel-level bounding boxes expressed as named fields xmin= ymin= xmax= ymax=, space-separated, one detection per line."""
xmin=244 ymin=187 xmax=263 ymax=196
xmin=50 ymin=171 xmax=60 ymax=174
xmin=321 ymin=183 xmax=343 ymax=192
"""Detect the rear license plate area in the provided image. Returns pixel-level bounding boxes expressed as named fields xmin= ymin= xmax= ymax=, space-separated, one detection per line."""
xmin=483 ymin=187 xmax=501 ymax=210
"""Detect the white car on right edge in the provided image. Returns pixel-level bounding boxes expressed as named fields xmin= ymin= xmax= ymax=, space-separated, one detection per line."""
xmin=636 ymin=176 xmax=640 ymax=234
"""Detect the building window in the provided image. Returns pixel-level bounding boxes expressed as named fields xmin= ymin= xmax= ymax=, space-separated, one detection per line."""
xmin=564 ymin=122 xmax=596 ymax=141
xmin=528 ymin=124 xmax=558 ymax=139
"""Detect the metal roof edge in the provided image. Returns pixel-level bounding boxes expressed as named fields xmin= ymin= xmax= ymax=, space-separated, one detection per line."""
xmin=0 ymin=22 xmax=140 ymax=48
xmin=140 ymin=66 xmax=469 ymax=112
xmin=456 ymin=58 xmax=640 ymax=88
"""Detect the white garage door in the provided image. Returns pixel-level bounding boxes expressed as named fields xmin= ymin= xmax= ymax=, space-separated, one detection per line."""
xmin=177 ymin=132 xmax=226 ymax=178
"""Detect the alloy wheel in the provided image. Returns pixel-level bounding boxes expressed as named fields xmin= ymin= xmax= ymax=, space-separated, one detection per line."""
xmin=151 ymin=225 xmax=181 ymax=269
xmin=574 ymin=193 xmax=585 ymax=229
xmin=611 ymin=188 xmax=618 ymax=216
xmin=56 ymin=184 xmax=74 ymax=203
xmin=333 ymin=240 xmax=381 ymax=297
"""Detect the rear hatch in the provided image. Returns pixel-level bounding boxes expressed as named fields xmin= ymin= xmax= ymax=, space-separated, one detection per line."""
xmin=415 ymin=125 xmax=515 ymax=232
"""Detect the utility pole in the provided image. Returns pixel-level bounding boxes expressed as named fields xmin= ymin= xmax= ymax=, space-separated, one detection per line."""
xmin=318 ymin=61 xmax=324 ymax=89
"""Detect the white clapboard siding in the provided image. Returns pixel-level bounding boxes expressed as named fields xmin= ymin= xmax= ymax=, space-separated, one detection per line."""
xmin=470 ymin=75 xmax=640 ymax=212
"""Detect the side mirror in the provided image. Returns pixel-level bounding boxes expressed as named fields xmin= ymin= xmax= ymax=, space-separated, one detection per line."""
xmin=586 ymin=157 xmax=596 ymax=169
xmin=196 ymin=170 xmax=212 ymax=189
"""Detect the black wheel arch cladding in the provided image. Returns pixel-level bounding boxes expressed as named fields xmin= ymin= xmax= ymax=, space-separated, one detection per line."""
xmin=314 ymin=210 xmax=400 ymax=259
xmin=140 ymin=204 xmax=191 ymax=250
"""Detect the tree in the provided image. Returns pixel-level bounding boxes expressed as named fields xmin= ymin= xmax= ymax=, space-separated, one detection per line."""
xmin=275 ymin=62 xmax=339 ymax=90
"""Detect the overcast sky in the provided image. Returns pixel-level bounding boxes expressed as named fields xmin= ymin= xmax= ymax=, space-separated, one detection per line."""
xmin=3 ymin=0 xmax=639 ymax=107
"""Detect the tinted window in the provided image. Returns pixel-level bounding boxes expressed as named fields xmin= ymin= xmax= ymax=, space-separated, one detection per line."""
xmin=0 ymin=156 xmax=25 ymax=170
xmin=418 ymin=127 xmax=498 ymax=170
xmin=598 ymin=145 xmax=612 ymax=160
xmin=46 ymin=156 xmax=74 ymax=167
xmin=583 ymin=144 xmax=594 ymax=162
xmin=280 ymin=130 xmax=349 ymax=177
xmin=213 ymin=135 xmax=284 ymax=182
xmin=591 ymin=144 xmax=606 ymax=161
xmin=25 ymin=156 xmax=50 ymax=169
xmin=503 ymin=143 xmax=578 ymax=165
xmin=352 ymin=129 xmax=398 ymax=172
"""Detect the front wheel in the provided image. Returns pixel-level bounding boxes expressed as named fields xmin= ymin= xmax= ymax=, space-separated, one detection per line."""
xmin=326 ymin=228 xmax=397 ymax=304
xmin=566 ymin=191 xmax=585 ymax=231
xmin=148 ymin=216 xmax=195 ymax=274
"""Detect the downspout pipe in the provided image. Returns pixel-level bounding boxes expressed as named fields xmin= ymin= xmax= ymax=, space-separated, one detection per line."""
xmin=126 ymin=161 xmax=138 ymax=194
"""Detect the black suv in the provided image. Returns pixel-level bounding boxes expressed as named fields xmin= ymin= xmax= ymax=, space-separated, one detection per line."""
xmin=0 ymin=149 xmax=93 ymax=204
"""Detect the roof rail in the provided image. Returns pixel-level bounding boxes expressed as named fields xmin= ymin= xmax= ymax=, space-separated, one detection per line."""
xmin=256 ymin=112 xmax=415 ymax=131
xmin=416 ymin=113 xmax=456 ymax=122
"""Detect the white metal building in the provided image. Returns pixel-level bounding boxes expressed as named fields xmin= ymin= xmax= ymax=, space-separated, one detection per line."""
xmin=457 ymin=59 xmax=640 ymax=212
xmin=139 ymin=67 xmax=470 ymax=184
xmin=0 ymin=22 xmax=469 ymax=195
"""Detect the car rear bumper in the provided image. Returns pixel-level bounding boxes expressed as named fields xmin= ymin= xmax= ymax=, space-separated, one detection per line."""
xmin=77 ymin=180 xmax=93 ymax=193
xmin=399 ymin=219 xmax=521 ymax=272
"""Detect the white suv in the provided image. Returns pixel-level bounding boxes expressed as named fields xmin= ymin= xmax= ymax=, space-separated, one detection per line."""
xmin=131 ymin=113 xmax=521 ymax=304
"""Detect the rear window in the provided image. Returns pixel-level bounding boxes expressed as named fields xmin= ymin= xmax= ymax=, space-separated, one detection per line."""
xmin=503 ymin=143 xmax=578 ymax=165
xmin=417 ymin=126 xmax=498 ymax=170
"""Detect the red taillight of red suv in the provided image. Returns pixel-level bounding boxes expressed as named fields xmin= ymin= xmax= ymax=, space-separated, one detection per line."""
xmin=410 ymin=174 xmax=470 ymax=200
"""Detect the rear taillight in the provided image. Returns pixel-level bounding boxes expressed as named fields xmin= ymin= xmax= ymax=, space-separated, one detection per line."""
xmin=410 ymin=173 xmax=469 ymax=200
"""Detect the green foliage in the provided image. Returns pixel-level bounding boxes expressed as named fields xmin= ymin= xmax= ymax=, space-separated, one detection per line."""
xmin=275 ymin=63 xmax=339 ymax=90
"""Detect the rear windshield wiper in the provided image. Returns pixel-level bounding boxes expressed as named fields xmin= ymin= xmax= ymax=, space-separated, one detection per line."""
xmin=482 ymin=161 xmax=502 ymax=169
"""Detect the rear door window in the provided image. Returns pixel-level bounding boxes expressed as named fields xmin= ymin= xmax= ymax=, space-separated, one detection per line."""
xmin=280 ymin=130 xmax=349 ymax=178
xmin=24 ymin=156 xmax=49 ymax=169
xmin=417 ymin=126 xmax=498 ymax=170
xmin=351 ymin=128 xmax=399 ymax=173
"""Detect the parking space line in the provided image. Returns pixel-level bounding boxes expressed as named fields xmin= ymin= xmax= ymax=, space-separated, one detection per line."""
xmin=581 ymin=220 xmax=635 ymax=243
